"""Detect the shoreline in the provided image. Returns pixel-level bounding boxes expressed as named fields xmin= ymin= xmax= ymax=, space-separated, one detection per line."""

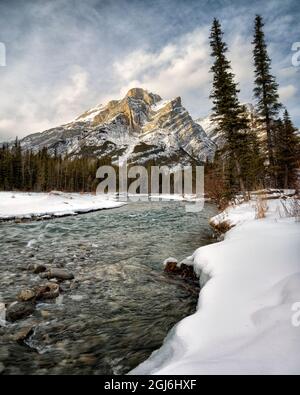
xmin=131 ymin=197 xmax=300 ymax=375
xmin=0 ymin=191 xmax=208 ymax=223
xmin=0 ymin=206 xmax=124 ymax=223
xmin=0 ymin=191 xmax=125 ymax=222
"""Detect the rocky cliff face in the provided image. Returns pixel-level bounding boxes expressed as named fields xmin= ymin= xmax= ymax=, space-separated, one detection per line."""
xmin=20 ymin=88 xmax=216 ymax=167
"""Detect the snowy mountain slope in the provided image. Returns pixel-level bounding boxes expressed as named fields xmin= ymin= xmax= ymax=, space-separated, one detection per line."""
xmin=195 ymin=115 xmax=224 ymax=148
xmin=20 ymin=88 xmax=217 ymax=166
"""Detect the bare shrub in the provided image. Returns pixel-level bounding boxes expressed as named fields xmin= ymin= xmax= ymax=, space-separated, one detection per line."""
xmin=204 ymin=167 xmax=230 ymax=210
xmin=209 ymin=219 xmax=233 ymax=233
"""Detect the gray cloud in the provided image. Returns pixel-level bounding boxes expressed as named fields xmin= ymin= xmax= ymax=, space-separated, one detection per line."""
xmin=0 ymin=0 xmax=299 ymax=142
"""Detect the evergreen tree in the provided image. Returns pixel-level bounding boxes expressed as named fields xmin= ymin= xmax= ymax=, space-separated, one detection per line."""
xmin=12 ymin=137 xmax=23 ymax=189
xmin=252 ymin=15 xmax=281 ymax=184
xmin=240 ymin=126 xmax=265 ymax=191
xmin=274 ymin=110 xmax=300 ymax=188
xmin=209 ymin=18 xmax=252 ymax=195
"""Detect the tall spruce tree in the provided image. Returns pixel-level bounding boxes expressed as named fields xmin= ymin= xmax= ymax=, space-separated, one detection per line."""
xmin=12 ymin=137 xmax=23 ymax=189
xmin=252 ymin=15 xmax=281 ymax=184
xmin=209 ymin=18 xmax=250 ymax=195
xmin=275 ymin=110 xmax=300 ymax=188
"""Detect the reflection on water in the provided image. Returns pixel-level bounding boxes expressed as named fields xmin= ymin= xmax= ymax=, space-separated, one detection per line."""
xmin=0 ymin=201 xmax=217 ymax=375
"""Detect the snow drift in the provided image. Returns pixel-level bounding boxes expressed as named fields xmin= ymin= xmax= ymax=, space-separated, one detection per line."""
xmin=131 ymin=199 xmax=300 ymax=375
xmin=0 ymin=192 xmax=124 ymax=221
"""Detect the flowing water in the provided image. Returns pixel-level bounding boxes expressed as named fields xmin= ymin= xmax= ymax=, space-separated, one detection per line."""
xmin=0 ymin=201 xmax=217 ymax=375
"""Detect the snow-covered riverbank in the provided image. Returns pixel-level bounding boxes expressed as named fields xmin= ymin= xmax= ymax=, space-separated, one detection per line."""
xmin=132 ymin=198 xmax=300 ymax=375
xmin=0 ymin=192 xmax=124 ymax=221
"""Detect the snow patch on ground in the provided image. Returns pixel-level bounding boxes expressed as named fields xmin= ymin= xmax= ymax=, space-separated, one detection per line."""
xmin=131 ymin=199 xmax=300 ymax=375
xmin=210 ymin=201 xmax=257 ymax=228
xmin=210 ymin=194 xmax=297 ymax=228
xmin=0 ymin=192 xmax=124 ymax=221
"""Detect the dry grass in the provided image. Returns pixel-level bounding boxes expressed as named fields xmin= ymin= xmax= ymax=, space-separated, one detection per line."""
xmin=255 ymin=195 xmax=268 ymax=219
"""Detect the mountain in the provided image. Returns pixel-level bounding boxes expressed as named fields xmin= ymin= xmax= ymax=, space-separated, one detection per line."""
xmin=20 ymin=88 xmax=217 ymax=167
xmin=195 ymin=115 xmax=224 ymax=148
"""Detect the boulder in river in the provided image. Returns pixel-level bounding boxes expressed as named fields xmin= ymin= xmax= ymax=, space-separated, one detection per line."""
xmin=6 ymin=302 xmax=35 ymax=322
xmin=40 ymin=269 xmax=74 ymax=281
xmin=163 ymin=257 xmax=197 ymax=280
xmin=163 ymin=257 xmax=180 ymax=274
xmin=36 ymin=283 xmax=60 ymax=300
xmin=17 ymin=289 xmax=36 ymax=302
xmin=34 ymin=264 xmax=47 ymax=274
xmin=178 ymin=263 xmax=197 ymax=280
xmin=13 ymin=325 xmax=35 ymax=343
xmin=27 ymin=263 xmax=48 ymax=274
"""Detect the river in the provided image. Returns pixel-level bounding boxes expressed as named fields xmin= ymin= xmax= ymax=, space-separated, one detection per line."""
xmin=0 ymin=200 xmax=217 ymax=375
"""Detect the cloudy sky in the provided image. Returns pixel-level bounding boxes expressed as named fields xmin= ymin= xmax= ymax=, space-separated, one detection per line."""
xmin=0 ymin=0 xmax=299 ymax=142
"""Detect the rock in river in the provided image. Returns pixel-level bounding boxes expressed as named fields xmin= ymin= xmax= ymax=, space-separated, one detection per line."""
xmin=40 ymin=269 xmax=74 ymax=281
xmin=27 ymin=263 xmax=47 ymax=274
xmin=33 ymin=264 xmax=47 ymax=274
xmin=6 ymin=302 xmax=35 ymax=322
xmin=13 ymin=326 xmax=35 ymax=343
xmin=36 ymin=283 xmax=60 ymax=300
xmin=17 ymin=289 xmax=36 ymax=302
xmin=163 ymin=257 xmax=180 ymax=274
xmin=163 ymin=257 xmax=197 ymax=280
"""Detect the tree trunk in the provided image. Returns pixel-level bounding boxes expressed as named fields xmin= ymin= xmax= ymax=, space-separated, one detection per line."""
xmin=284 ymin=164 xmax=289 ymax=189
xmin=234 ymin=153 xmax=246 ymax=196
xmin=266 ymin=115 xmax=277 ymax=188
xmin=266 ymin=116 xmax=274 ymax=167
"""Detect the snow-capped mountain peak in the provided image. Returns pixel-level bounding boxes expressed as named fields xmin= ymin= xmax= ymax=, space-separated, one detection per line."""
xmin=20 ymin=88 xmax=217 ymax=166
